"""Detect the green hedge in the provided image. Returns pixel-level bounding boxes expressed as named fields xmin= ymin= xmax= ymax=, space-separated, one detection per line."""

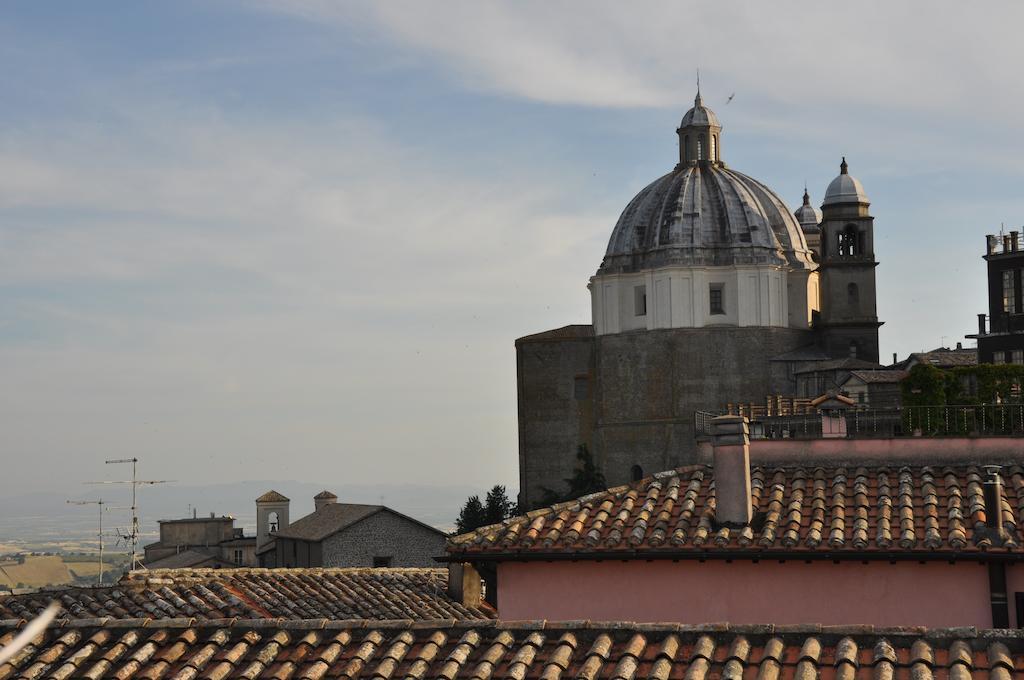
xmin=901 ymin=363 xmax=1024 ymax=406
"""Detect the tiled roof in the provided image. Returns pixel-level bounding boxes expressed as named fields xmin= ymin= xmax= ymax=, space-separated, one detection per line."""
xmin=0 ymin=619 xmax=1018 ymax=680
xmin=0 ymin=568 xmax=491 ymax=622
xmin=792 ymin=357 xmax=883 ymax=373
xmin=905 ymin=349 xmax=978 ymax=369
xmin=274 ymin=505 xmax=446 ymax=543
xmin=449 ymin=464 xmax=1024 ymax=557
xmin=313 ymin=491 xmax=337 ymax=500
xmin=845 ymin=369 xmax=909 ymax=384
xmin=255 ymin=490 xmax=289 ymax=503
xmin=273 ymin=504 xmax=384 ymax=541
xmin=142 ymin=550 xmax=224 ymax=570
xmin=516 ymin=325 xmax=594 ymax=343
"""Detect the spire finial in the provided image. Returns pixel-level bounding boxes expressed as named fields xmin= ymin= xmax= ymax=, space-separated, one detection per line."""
xmin=802 ymin=183 xmax=811 ymax=205
xmin=840 ymin=156 xmax=848 ymax=174
xmin=695 ymin=68 xmax=702 ymax=105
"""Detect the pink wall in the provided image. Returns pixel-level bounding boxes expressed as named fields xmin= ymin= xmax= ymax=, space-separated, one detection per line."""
xmin=498 ymin=561 xmax=1001 ymax=628
xmin=695 ymin=436 xmax=1024 ymax=466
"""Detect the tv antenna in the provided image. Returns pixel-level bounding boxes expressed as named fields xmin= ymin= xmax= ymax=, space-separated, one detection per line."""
xmin=65 ymin=499 xmax=110 ymax=585
xmin=84 ymin=458 xmax=171 ymax=570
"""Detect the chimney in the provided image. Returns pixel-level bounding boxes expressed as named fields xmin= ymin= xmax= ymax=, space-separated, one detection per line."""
xmin=978 ymin=313 xmax=987 ymax=335
xmin=987 ymin=234 xmax=998 ymax=255
xmin=892 ymin=352 xmax=897 ymax=365
xmin=710 ymin=415 xmax=752 ymax=527
xmin=956 ymin=341 xmax=963 ymax=350
xmin=983 ymin=466 xmax=1005 ymax=536
xmin=1012 ymin=231 xmax=1020 ymax=252
xmin=447 ymin=562 xmax=483 ymax=607
xmin=1004 ymin=235 xmax=1012 ymax=253
xmin=314 ymin=491 xmax=338 ymax=512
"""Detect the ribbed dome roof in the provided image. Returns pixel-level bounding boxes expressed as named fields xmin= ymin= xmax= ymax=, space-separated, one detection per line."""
xmin=600 ymin=164 xmax=815 ymax=274
xmin=794 ymin=188 xmax=822 ymax=232
xmin=823 ymin=157 xmax=869 ymax=206
xmin=678 ymin=92 xmax=720 ymax=129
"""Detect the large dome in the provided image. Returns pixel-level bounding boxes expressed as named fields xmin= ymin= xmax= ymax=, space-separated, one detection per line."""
xmin=599 ymin=164 xmax=815 ymax=274
xmin=599 ymin=96 xmax=813 ymax=276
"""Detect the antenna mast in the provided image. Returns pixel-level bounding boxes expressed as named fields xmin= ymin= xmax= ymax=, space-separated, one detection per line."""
xmin=65 ymin=499 xmax=106 ymax=585
xmin=84 ymin=457 xmax=170 ymax=570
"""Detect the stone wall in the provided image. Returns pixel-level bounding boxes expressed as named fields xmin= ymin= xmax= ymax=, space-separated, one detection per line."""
xmin=321 ymin=510 xmax=446 ymax=568
xmin=517 ymin=325 xmax=815 ymax=507
xmin=516 ymin=328 xmax=595 ymax=511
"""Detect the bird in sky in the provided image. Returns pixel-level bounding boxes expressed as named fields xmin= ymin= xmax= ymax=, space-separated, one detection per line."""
xmin=726 ymin=93 xmax=735 ymax=105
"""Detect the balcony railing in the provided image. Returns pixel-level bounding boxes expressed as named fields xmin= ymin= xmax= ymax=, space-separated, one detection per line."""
xmin=695 ymin=404 xmax=1024 ymax=439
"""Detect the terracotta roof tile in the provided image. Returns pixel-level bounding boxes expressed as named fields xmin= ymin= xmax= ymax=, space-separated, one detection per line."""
xmin=0 ymin=569 xmax=492 ymax=623
xmin=450 ymin=464 xmax=1024 ymax=558
xmin=6 ymin=622 xmax=1007 ymax=680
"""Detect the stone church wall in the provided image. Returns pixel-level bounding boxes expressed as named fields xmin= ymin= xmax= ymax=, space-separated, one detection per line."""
xmin=516 ymin=331 xmax=596 ymax=509
xmin=321 ymin=510 xmax=446 ymax=568
xmin=518 ymin=326 xmax=814 ymax=507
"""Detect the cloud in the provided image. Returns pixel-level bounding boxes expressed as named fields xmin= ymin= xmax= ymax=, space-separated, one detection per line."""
xmin=264 ymin=1 xmax=1024 ymax=121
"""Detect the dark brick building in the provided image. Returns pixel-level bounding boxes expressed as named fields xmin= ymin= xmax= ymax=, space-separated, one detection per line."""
xmin=968 ymin=231 xmax=1024 ymax=364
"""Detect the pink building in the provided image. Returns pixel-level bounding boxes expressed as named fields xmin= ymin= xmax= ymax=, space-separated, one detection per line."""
xmin=448 ymin=417 xmax=1024 ymax=629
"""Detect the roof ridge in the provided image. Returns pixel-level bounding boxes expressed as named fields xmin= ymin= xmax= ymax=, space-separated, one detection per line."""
xmin=5 ymin=617 xmax=1024 ymax=640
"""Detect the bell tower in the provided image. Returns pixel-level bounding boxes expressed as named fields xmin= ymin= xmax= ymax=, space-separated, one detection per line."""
xmin=815 ymin=158 xmax=882 ymax=362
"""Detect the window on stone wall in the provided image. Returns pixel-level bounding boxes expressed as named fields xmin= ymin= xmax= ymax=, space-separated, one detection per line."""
xmin=847 ymin=282 xmax=859 ymax=307
xmin=709 ymin=284 xmax=724 ymax=315
xmin=994 ymin=351 xmax=1006 ymax=365
xmin=634 ymin=285 xmax=647 ymax=316
xmin=268 ymin=511 xmax=279 ymax=533
xmin=233 ymin=549 xmax=242 ymax=565
xmin=1014 ymin=350 xmax=1024 ymax=365
xmin=1004 ymin=270 xmax=1016 ymax=313
xmin=373 ymin=556 xmax=393 ymax=567
xmin=573 ymin=376 xmax=589 ymax=400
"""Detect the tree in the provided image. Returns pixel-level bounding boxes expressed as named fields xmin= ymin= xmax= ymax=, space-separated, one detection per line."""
xmin=455 ymin=495 xmax=486 ymax=534
xmin=537 ymin=444 xmax=608 ymax=508
xmin=483 ymin=485 xmax=517 ymax=525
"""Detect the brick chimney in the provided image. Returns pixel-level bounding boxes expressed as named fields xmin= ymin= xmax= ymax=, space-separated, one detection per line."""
xmin=710 ymin=414 xmax=752 ymax=527
xmin=313 ymin=490 xmax=338 ymax=512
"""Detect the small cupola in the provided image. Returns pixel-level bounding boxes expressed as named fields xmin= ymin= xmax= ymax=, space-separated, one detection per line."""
xmin=794 ymin=186 xmax=822 ymax=232
xmin=677 ymin=89 xmax=722 ymax=165
xmin=823 ymin=157 xmax=869 ymax=206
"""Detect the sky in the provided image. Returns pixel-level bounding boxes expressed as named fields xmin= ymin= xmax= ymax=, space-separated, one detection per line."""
xmin=2 ymin=1 xmax=1024 ymax=506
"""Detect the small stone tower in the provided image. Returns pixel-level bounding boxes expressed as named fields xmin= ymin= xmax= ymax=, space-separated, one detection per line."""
xmin=255 ymin=490 xmax=290 ymax=550
xmin=815 ymin=158 xmax=882 ymax=362
xmin=313 ymin=490 xmax=337 ymax=512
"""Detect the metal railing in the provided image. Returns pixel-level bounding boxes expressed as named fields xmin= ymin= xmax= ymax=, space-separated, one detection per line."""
xmin=695 ymin=404 xmax=1024 ymax=439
